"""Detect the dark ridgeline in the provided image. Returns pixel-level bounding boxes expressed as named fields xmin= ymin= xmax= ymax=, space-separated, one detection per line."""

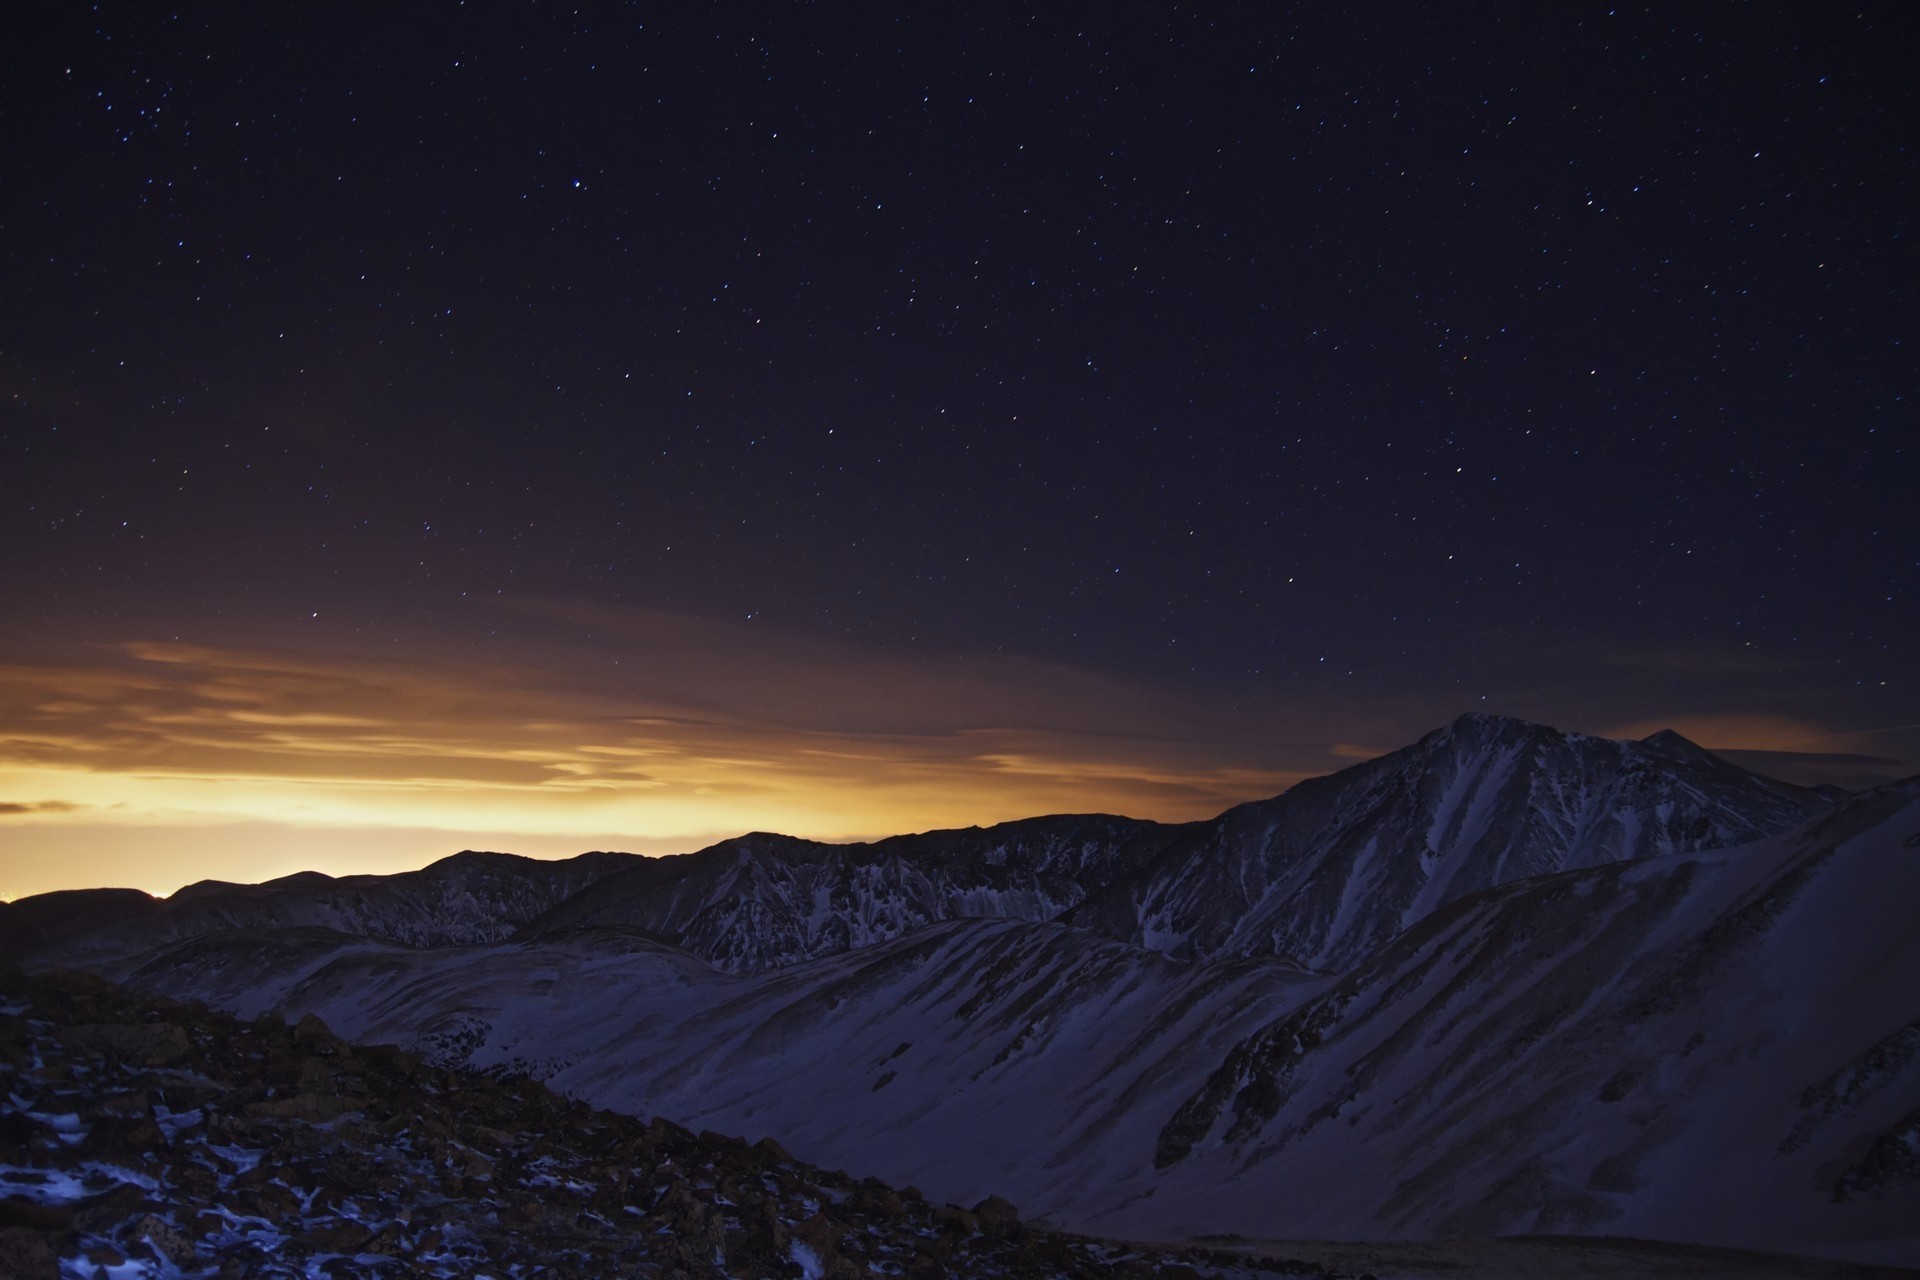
xmin=9 ymin=717 xmax=1917 ymax=1262
xmin=16 ymin=714 xmax=1828 ymax=977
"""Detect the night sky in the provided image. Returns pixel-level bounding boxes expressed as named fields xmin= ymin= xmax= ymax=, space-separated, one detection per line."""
xmin=3 ymin=4 xmax=1915 ymax=898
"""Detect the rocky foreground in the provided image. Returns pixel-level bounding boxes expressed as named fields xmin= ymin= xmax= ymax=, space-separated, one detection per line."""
xmin=0 ymin=966 xmax=1327 ymax=1280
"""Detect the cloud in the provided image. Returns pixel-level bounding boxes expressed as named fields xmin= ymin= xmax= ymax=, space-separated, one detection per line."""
xmin=1712 ymin=749 xmax=1902 ymax=768
xmin=1708 ymin=749 xmax=1910 ymax=792
xmin=8 ymin=597 xmax=1909 ymax=897
xmin=0 ymin=605 xmax=1333 ymax=897
xmin=1600 ymin=712 xmax=1839 ymax=753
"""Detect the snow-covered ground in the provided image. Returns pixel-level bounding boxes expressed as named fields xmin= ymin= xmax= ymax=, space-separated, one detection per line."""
xmin=19 ymin=716 xmax=1915 ymax=1266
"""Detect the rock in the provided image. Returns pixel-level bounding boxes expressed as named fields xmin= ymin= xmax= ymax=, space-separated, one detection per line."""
xmin=132 ymin=1213 xmax=196 ymax=1265
xmin=0 ymin=1199 xmax=72 ymax=1232
xmin=971 ymin=1194 xmax=1019 ymax=1231
xmin=296 ymin=1055 xmax=333 ymax=1093
xmin=0 ymin=968 xmax=1238 ymax=1280
xmin=244 ymin=1091 xmax=362 ymax=1122
xmin=754 ymin=1134 xmax=797 ymax=1164
xmin=0 ymin=1228 xmax=58 ymax=1280
xmin=933 ymin=1205 xmax=979 ymax=1235
xmin=293 ymin=1012 xmax=338 ymax=1054
xmin=59 ymin=1022 xmax=189 ymax=1066
xmin=647 ymin=1115 xmax=696 ymax=1148
xmin=74 ymin=1184 xmax=155 ymax=1232
xmin=698 ymin=1127 xmax=745 ymax=1151
xmin=91 ymin=1113 xmax=164 ymax=1156
xmin=0 ymin=1112 xmax=41 ymax=1146
xmin=726 ymin=1196 xmax=788 ymax=1268
xmin=304 ymin=1220 xmax=372 ymax=1252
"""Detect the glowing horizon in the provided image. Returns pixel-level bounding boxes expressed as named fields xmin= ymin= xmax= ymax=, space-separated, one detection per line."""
xmin=2 ymin=601 xmax=1907 ymax=903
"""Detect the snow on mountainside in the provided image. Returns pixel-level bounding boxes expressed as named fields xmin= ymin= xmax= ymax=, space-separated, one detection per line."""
xmin=14 ymin=715 xmax=1915 ymax=1262
xmin=523 ymin=814 xmax=1186 ymax=972
xmin=22 ymin=815 xmax=1182 ymax=978
xmin=15 ymin=716 xmax=1822 ymax=981
xmin=1137 ymin=780 xmax=1920 ymax=1259
xmin=94 ymin=916 xmax=1322 ymax=1228
xmin=29 ymin=849 xmax=637 ymax=972
xmin=64 ymin=781 xmax=1920 ymax=1261
xmin=1066 ymin=712 xmax=1832 ymax=970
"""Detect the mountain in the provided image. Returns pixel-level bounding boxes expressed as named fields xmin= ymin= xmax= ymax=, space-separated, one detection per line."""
xmin=94 ymin=916 xmax=1319 ymax=1223
xmin=1 ymin=967 xmax=1323 ymax=1280
xmin=522 ymin=813 xmax=1186 ymax=972
xmin=28 ymin=849 xmax=637 ymax=972
xmin=0 ymin=887 xmax=161 ymax=962
xmin=1066 ymin=712 xmax=1832 ymax=970
xmin=1138 ymin=780 xmax=1920 ymax=1258
xmin=26 ymin=816 xmax=1183 ymax=979
xmin=71 ymin=779 xmax=1917 ymax=1264
xmin=21 ymin=716 xmax=1822 ymax=982
xmin=15 ymin=713 xmax=1909 ymax=1266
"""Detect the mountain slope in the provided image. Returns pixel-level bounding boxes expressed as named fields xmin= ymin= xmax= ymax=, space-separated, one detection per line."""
xmin=520 ymin=813 xmax=1186 ymax=972
xmin=1135 ymin=780 xmax=1920 ymax=1259
xmin=29 ymin=849 xmax=637 ymax=971
xmin=67 ymin=783 xmax=1920 ymax=1260
xmin=1067 ymin=712 xmax=1831 ymax=970
xmin=15 ymin=716 xmax=1821 ymax=982
xmin=0 ymin=887 xmax=162 ymax=961
xmin=96 ymin=916 xmax=1322 ymax=1230
xmin=2 ymin=968 xmax=1302 ymax=1280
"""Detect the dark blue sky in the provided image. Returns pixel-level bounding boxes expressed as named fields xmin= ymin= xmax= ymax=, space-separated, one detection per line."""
xmin=3 ymin=2 xmax=1915 ymax=837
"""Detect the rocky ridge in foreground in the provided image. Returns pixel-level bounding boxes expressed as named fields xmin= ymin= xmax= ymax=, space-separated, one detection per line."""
xmin=0 ymin=967 xmax=1328 ymax=1280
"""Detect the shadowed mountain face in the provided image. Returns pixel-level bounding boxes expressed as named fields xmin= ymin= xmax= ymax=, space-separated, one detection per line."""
xmin=1065 ymin=713 xmax=1830 ymax=970
xmin=4 ymin=968 xmax=1324 ymax=1280
xmin=1135 ymin=781 xmax=1920 ymax=1256
xmin=521 ymin=814 xmax=1189 ymax=972
xmin=45 ymin=782 xmax=1920 ymax=1262
xmin=26 ymin=849 xmax=641 ymax=972
xmin=0 ymin=888 xmax=162 ymax=961
xmin=98 ymin=917 xmax=1321 ymax=1227
xmin=25 ymin=815 xmax=1186 ymax=977
xmin=21 ymin=715 xmax=1824 ymax=980
xmin=16 ymin=714 xmax=1909 ymax=1264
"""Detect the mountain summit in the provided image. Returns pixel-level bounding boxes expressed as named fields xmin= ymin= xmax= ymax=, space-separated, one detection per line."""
xmin=16 ymin=714 xmax=1827 ymax=980
xmin=1066 ymin=711 xmax=1829 ymax=969
xmin=9 ymin=714 xmax=1910 ymax=1264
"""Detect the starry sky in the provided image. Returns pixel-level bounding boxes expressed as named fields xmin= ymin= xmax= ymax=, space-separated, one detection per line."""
xmin=3 ymin=4 xmax=1914 ymax=898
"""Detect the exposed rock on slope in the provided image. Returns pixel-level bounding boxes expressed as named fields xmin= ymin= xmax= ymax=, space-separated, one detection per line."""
xmin=30 ymin=850 xmax=637 ymax=972
xmin=1067 ymin=712 xmax=1831 ymax=969
xmin=0 ymin=967 xmax=1331 ymax=1280
xmin=27 ymin=815 xmax=1183 ymax=978
xmin=92 ymin=918 xmax=1322 ymax=1224
xmin=38 ymin=781 xmax=1920 ymax=1261
xmin=10 ymin=715 xmax=1901 ymax=1266
xmin=17 ymin=717 xmax=1823 ymax=982
xmin=523 ymin=814 xmax=1186 ymax=972
xmin=1136 ymin=781 xmax=1920 ymax=1257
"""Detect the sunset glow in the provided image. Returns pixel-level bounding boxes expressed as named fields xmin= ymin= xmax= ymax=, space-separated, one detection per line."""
xmin=5 ymin=600 xmax=1907 ymax=902
xmin=0 ymin=609 xmax=1328 ymax=898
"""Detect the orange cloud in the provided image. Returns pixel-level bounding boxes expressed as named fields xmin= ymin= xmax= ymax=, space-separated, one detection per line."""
xmin=1600 ymin=712 xmax=1845 ymax=754
xmin=10 ymin=602 xmax=1895 ymax=901
xmin=0 ymin=607 xmax=1326 ymax=898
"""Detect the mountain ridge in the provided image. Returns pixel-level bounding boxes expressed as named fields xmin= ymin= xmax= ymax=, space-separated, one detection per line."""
xmin=12 ymin=713 xmax=1914 ymax=1265
xmin=38 ymin=778 xmax=1918 ymax=1262
xmin=15 ymin=713 xmax=1831 ymax=978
